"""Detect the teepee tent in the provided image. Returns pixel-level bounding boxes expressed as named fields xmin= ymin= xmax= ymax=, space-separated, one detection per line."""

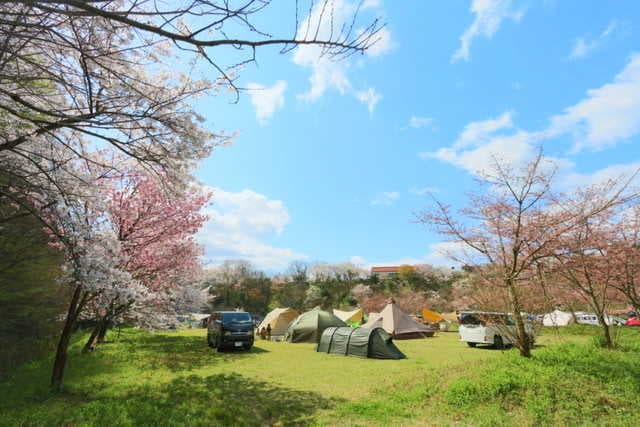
xmin=317 ymin=327 xmax=406 ymax=359
xmin=258 ymin=308 xmax=300 ymax=336
xmin=285 ymin=309 xmax=347 ymax=343
xmin=362 ymin=301 xmax=436 ymax=339
xmin=542 ymin=310 xmax=575 ymax=327
xmin=421 ymin=308 xmax=445 ymax=323
xmin=334 ymin=308 xmax=364 ymax=324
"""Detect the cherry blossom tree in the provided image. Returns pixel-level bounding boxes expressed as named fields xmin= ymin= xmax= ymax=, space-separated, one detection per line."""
xmin=82 ymin=170 xmax=210 ymax=352
xmin=419 ymin=152 xmax=636 ymax=357
xmin=608 ymin=206 xmax=640 ymax=312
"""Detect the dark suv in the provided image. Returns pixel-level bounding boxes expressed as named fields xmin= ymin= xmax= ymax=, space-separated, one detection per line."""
xmin=207 ymin=311 xmax=254 ymax=351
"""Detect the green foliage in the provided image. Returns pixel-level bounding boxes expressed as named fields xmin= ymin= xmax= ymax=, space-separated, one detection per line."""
xmin=0 ymin=207 xmax=67 ymax=378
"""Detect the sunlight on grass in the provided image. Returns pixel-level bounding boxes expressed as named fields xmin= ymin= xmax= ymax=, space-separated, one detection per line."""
xmin=1 ymin=327 xmax=638 ymax=426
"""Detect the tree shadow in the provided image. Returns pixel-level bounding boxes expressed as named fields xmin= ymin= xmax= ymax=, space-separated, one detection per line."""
xmin=61 ymin=373 xmax=336 ymax=426
xmin=96 ymin=333 xmax=268 ymax=372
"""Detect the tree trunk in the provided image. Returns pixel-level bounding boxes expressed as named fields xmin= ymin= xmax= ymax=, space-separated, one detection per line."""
xmin=596 ymin=312 xmax=614 ymax=348
xmin=51 ymin=284 xmax=83 ymax=391
xmin=96 ymin=317 xmax=109 ymax=343
xmin=81 ymin=322 xmax=101 ymax=354
xmin=507 ymin=279 xmax=531 ymax=358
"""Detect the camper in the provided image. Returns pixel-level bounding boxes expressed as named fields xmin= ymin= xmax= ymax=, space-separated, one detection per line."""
xmin=575 ymin=312 xmax=625 ymax=326
xmin=458 ymin=311 xmax=535 ymax=349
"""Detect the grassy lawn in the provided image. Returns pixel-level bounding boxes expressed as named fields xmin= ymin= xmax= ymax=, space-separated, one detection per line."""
xmin=1 ymin=327 xmax=638 ymax=426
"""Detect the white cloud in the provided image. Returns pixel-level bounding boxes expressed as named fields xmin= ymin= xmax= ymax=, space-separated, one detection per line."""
xmin=197 ymin=188 xmax=306 ymax=270
xmin=452 ymin=0 xmax=525 ymax=63
xmin=355 ymin=87 xmax=382 ymax=114
xmin=423 ymin=241 xmax=470 ymax=266
xmin=407 ymin=116 xmax=434 ymax=129
xmin=547 ymin=53 xmax=640 ymax=152
xmin=293 ymin=0 xmax=391 ymax=110
xmin=425 ymin=54 xmax=640 ymax=175
xmin=246 ymin=81 xmax=287 ymax=125
xmin=420 ymin=112 xmax=541 ymax=175
xmin=410 ymin=186 xmax=439 ymax=195
xmin=561 ymin=161 xmax=640 ymax=191
xmin=371 ymin=191 xmax=400 ymax=206
xmin=349 ymin=243 xmax=467 ymax=270
xmin=568 ymin=20 xmax=622 ymax=60
xmin=366 ymin=27 xmax=394 ymax=57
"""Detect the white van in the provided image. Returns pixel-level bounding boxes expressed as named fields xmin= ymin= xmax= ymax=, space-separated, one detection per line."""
xmin=458 ymin=311 xmax=535 ymax=349
xmin=575 ymin=312 xmax=625 ymax=326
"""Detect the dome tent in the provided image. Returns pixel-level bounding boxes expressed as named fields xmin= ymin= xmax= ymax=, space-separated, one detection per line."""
xmin=542 ymin=310 xmax=575 ymax=327
xmin=284 ymin=308 xmax=346 ymax=343
xmin=258 ymin=307 xmax=299 ymax=336
xmin=316 ymin=327 xmax=406 ymax=359
xmin=362 ymin=301 xmax=436 ymax=339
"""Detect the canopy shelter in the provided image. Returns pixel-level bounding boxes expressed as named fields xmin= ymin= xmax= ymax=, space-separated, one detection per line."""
xmin=362 ymin=302 xmax=436 ymax=339
xmin=441 ymin=312 xmax=459 ymax=322
xmin=316 ymin=327 xmax=406 ymax=359
xmin=258 ymin=308 xmax=299 ymax=336
xmin=285 ymin=309 xmax=346 ymax=343
xmin=333 ymin=308 xmax=364 ymax=324
xmin=542 ymin=310 xmax=575 ymax=327
xmin=421 ymin=308 xmax=445 ymax=323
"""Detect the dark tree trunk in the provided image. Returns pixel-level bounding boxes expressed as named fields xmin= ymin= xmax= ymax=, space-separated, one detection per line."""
xmin=507 ymin=279 xmax=531 ymax=358
xmin=97 ymin=317 xmax=110 ymax=343
xmin=51 ymin=284 xmax=84 ymax=391
xmin=596 ymin=312 xmax=614 ymax=348
xmin=81 ymin=322 xmax=101 ymax=354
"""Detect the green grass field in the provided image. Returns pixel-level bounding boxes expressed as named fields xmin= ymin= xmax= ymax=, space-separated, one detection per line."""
xmin=1 ymin=327 xmax=639 ymax=426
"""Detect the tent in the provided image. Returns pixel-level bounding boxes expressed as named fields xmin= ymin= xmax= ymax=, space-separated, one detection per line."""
xmin=258 ymin=308 xmax=299 ymax=336
xmin=421 ymin=308 xmax=445 ymax=323
xmin=362 ymin=302 xmax=436 ymax=339
xmin=441 ymin=312 xmax=459 ymax=322
xmin=334 ymin=308 xmax=364 ymax=324
xmin=285 ymin=309 xmax=346 ymax=343
xmin=542 ymin=310 xmax=575 ymax=327
xmin=316 ymin=327 xmax=406 ymax=359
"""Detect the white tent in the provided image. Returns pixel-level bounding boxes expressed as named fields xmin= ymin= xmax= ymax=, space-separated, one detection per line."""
xmin=258 ymin=307 xmax=299 ymax=336
xmin=542 ymin=310 xmax=574 ymax=327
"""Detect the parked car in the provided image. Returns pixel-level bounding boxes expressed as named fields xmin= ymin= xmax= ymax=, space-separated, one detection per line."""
xmin=625 ymin=316 xmax=640 ymax=326
xmin=458 ymin=311 xmax=535 ymax=349
xmin=575 ymin=313 xmax=625 ymax=326
xmin=207 ymin=311 xmax=254 ymax=351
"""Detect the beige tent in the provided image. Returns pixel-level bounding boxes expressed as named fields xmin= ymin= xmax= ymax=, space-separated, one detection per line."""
xmin=258 ymin=308 xmax=299 ymax=336
xmin=441 ymin=312 xmax=459 ymax=322
xmin=362 ymin=302 xmax=435 ymax=339
xmin=334 ymin=308 xmax=364 ymax=324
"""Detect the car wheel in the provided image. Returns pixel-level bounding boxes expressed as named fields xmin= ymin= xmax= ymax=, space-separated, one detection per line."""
xmin=466 ymin=342 xmax=477 ymax=348
xmin=216 ymin=336 xmax=224 ymax=352
xmin=493 ymin=335 xmax=504 ymax=350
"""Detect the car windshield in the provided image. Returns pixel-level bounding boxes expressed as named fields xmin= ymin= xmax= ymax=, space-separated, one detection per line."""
xmin=222 ymin=312 xmax=252 ymax=323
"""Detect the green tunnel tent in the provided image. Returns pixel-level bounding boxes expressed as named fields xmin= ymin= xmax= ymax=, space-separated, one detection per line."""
xmin=316 ymin=327 xmax=406 ymax=359
xmin=284 ymin=309 xmax=346 ymax=343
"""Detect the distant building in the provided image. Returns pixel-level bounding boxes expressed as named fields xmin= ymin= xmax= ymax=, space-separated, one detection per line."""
xmin=371 ymin=266 xmax=401 ymax=279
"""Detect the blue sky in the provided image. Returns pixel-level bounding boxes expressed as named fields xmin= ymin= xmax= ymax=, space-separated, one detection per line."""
xmin=194 ymin=0 xmax=640 ymax=271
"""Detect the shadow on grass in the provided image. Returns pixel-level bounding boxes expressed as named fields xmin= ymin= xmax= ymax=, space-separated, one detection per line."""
xmin=50 ymin=373 xmax=335 ymax=426
xmin=101 ymin=333 xmax=267 ymax=372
